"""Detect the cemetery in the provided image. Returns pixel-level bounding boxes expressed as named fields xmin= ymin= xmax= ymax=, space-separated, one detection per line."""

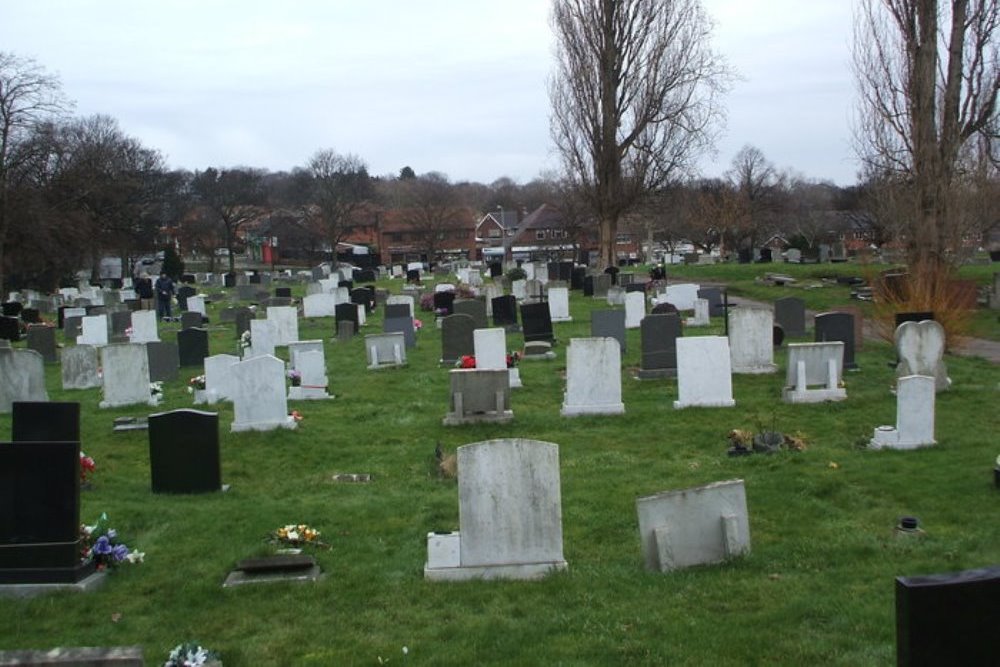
xmin=0 ymin=260 xmax=997 ymax=664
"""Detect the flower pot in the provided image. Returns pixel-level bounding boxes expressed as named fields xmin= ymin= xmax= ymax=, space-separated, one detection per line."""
xmin=753 ymin=431 xmax=783 ymax=454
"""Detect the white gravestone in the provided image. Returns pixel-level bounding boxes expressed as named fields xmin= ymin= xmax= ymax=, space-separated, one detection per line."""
xmin=869 ymin=375 xmax=936 ymax=450
xmin=302 ymin=294 xmax=337 ymax=318
xmin=365 ymin=332 xmax=407 ymax=369
xmin=0 ymin=348 xmax=49 ymax=412
xmin=636 ymin=479 xmax=751 ymax=572
xmin=77 ymin=314 xmax=109 ymax=347
xmin=288 ymin=349 xmax=331 ymax=400
xmin=685 ymin=298 xmax=710 ymax=327
xmin=895 ymin=320 xmax=950 ymax=391
xmin=547 ymin=286 xmax=572 ymax=323
xmin=561 ymin=337 xmax=625 ymax=416
xmin=187 ymin=295 xmax=207 ymax=319
xmin=230 ymin=355 xmax=297 ymax=432
xmin=659 ymin=283 xmax=700 ymax=311
xmin=99 ymin=344 xmax=159 ymax=409
xmin=624 ymin=291 xmax=645 ymax=329
xmin=511 ymin=279 xmax=527 ymax=301
xmin=267 ymin=306 xmax=299 ymax=346
xmin=474 ymin=327 xmax=520 ymax=388
xmin=782 ymin=342 xmax=846 ymax=403
xmin=729 ymin=306 xmax=777 ymax=374
xmin=61 ymin=345 xmax=101 ymax=390
xmin=128 ymin=310 xmax=159 ymax=343
xmin=247 ymin=319 xmax=277 ymax=359
xmin=674 ymin=336 xmax=736 ymax=408
xmin=199 ymin=354 xmax=240 ymax=404
xmin=425 ymin=439 xmax=567 ymax=581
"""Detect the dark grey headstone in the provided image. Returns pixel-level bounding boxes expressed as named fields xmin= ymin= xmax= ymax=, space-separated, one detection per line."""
xmin=234 ymin=308 xmax=253 ymax=339
xmin=383 ymin=316 xmax=416 ymax=349
xmin=774 ymin=296 xmax=806 ymax=337
xmin=638 ymin=314 xmax=681 ymax=378
xmin=180 ymin=311 xmax=203 ymax=330
xmin=237 ymin=284 xmax=257 ymax=301
xmin=109 ymin=311 xmax=132 ymax=342
xmin=148 ymin=409 xmax=221 ymax=494
xmin=384 ymin=304 xmax=410 ymax=319
xmin=591 ymin=310 xmax=626 ymax=353
xmin=440 ymin=314 xmax=476 ymax=364
xmin=337 ymin=320 xmax=355 ymax=342
xmin=1 ymin=302 xmax=21 ymax=317
xmin=357 ymin=269 xmax=376 ymax=283
xmin=433 ymin=291 xmax=456 ymax=316
xmin=275 ymin=286 xmax=292 ymax=299
xmin=63 ymin=316 xmax=83 ymax=340
xmin=815 ymin=312 xmax=857 ymax=370
xmin=452 ymin=299 xmax=488 ymax=330
xmin=177 ymin=328 xmax=209 ymax=368
xmin=593 ymin=274 xmax=612 ymax=297
xmin=176 ymin=285 xmax=196 ymax=311
xmin=26 ymin=324 xmax=58 ymax=363
xmin=12 ymin=401 xmax=80 ymax=442
xmin=335 ymin=303 xmax=359 ymax=334
xmin=520 ymin=302 xmax=554 ymax=344
xmin=0 ymin=316 xmax=20 ymax=342
xmin=491 ymin=295 xmax=519 ymax=329
xmin=350 ymin=287 xmax=374 ymax=314
xmin=571 ymin=267 xmax=586 ymax=291
xmin=697 ymin=287 xmax=724 ymax=316
xmin=896 ymin=566 xmax=1000 ymax=666
xmin=146 ymin=341 xmax=180 ymax=382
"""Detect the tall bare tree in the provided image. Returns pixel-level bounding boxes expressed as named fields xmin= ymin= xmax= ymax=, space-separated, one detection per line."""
xmin=305 ymin=149 xmax=373 ymax=260
xmin=0 ymin=52 xmax=70 ymax=293
xmin=190 ymin=167 xmax=266 ymax=274
xmin=549 ymin=0 xmax=728 ymax=268
xmin=853 ymin=0 xmax=1000 ymax=274
xmin=399 ymin=172 xmax=471 ymax=263
xmin=724 ymin=145 xmax=784 ymax=254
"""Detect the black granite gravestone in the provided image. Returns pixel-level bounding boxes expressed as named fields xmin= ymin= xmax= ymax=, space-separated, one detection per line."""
xmin=224 ymin=272 xmax=236 ymax=288
xmin=148 ymin=409 xmax=221 ymax=494
xmin=591 ymin=309 xmax=626 ymax=353
xmin=491 ymin=295 xmax=519 ymax=330
xmin=520 ymin=302 xmax=554 ymax=344
xmin=146 ymin=341 xmax=180 ymax=382
xmin=384 ymin=304 xmax=410 ymax=319
xmin=351 ymin=288 xmax=374 ymax=314
xmin=697 ymin=287 xmax=724 ymax=317
xmin=452 ymin=299 xmax=488 ymax=330
xmin=275 ymin=287 xmax=292 ymax=299
xmin=1 ymin=302 xmax=21 ymax=317
xmin=896 ymin=565 xmax=1000 ymax=666
xmin=12 ymin=401 xmax=80 ymax=442
xmin=433 ymin=291 xmax=456 ymax=316
xmin=815 ymin=312 xmax=857 ymax=370
xmin=637 ymin=314 xmax=681 ymax=378
xmin=176 ymin=285 xmax=196 ymax=311
xmin=583 ymin=276 xmax=595 ymax=297
xmin=234 ymin=308 xmax=253 ymax=339
xmin=440 ymin=314 xmax=476 ymax=364
xmin=774 ymin=296 xmax=807 ymax=337
xmin=177 ymin=328 xmax=209 ymax=367
xmin=180 ymin=311 xmax=203 ymax=330
xmin=335 ymin=302 xmax=359 ymax=334
xmin=488 ymin=262 xmax=502 ymax=279
xmin=406 ymin=269 xmax=421 ymax=283
xmin=571 ymin=267 xmax=586 ymax=291
xmin=0 ymin=316 xmax=20 ymax=342
xmin=20 ymin=308 xmax=40 ymax=324
xmin=357 ymin=269 xmax=376 ymax=283
xmin=0 ymin=440 xmax=94 ymax=582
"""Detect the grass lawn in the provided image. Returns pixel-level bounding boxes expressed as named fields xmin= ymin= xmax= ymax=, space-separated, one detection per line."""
xmin=1 ymin=264 xmax=998 ymax=666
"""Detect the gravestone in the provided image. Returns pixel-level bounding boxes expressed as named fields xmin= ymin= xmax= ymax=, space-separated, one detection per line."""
xmin=685 ymin=298 xmax=710 ymax=326
xmin=267 ymin=306 xmax=299 ymax=346
xmin=128 ymin=310 xmax=159 ymax=343
xmin=491 ymin=295 xmax=519 ymax=331
xmin=337 ymin=320 xmax=355 ymax=342
xmin=175 ymin=285 xmax=196 ymax=311
xmin=674 ymin=336 xmax=736 ymax=408
xmin=384 ymin=303 xmax=410 ymax=319
xmin=0 ymin=440 xmax=95 ymax=584
xmin=782 ymin=342 xmax=847 ymax=403
xmin=200 ymin=353 xmax=240 ymax=404
xmin=365 ymin=332 xmax=407 ymax=369
xmin=148 ymin=409 xmax=222 ymax=494
xmin=474 ymin=327 xmax=520 ymax=388
xmin=870 ymin=375 xmax=936 ymax=449
xmin=180 ymin=311 xmax=203 ymax=330
xmin=234 ymin=308 xmax=254 ymax=340
xmin=815 ymin=312 xmax=858 ymax=370
xmin=145 ymin=341 xmax=180 ymax=383
xmin=638 ymin=314 xmax=682 ymax=379
xmin=440 ymin=314 xmax=476 ymax=365
xmin=230 ymin=355 xmax=297 ymax=432
xmin=661 ymin=283 xmax=699 ymax=311
xmin=383 ymin=315 xmax=416 ymax=349
xmin=335 ymin=303 xmax=359 ymax=335
xmin=0 ymin=349 xmax=49 ymax=412
xmin=590 ymin=310 xmax=626 ymax=354
xmin=442 ymin=369 xmax=512 ymax=425
xmin=606 ymin=286 xmax=626 ymax=306
xmin=287 ymin=349 xmax=331 ymax=400
xmin=247 ymin=319 xmax=277 ymax=358
xmin=511 ymin=279 xmax=527 ymax=301
xmin=386 ymin=295 xmax=415 ymax=317
xmin=61 ymin=345 xmax=101 ymax=390
xmin=624 ymin=291 xmax=645 ymax=329
xmin=25 ymin=324 xmax=57 ymax=363
xmin=12 ymin=401 xmax=80 ymax=442
xmin=592 ymin=274 xmax=612 ymax=298
xmin=0 ymin=316 xmax=19 ymax=343
xmin=452 ymin=299 xmax=488 ymax=330
xmin=571 ymin=267 xmax=586 ymax=291
xmin=77 ymin=315 xmax=108 ymax=347
xmin=186 ymin=295 xmax=207 ymax=320
xmin=561 ymin=338 xmax=625 ymax=416
xmin=895 ymin=320 xmax=950 ymax=391
xmin=237 ymin=284 xmax=257 ymax=301
xmin=636 ymin=479 xmax=750 ymax=572
xmin=774 ymin=297 xmax=807 ymax=337
xmin=520 ymin=302 xmax=554 ymax=344
xmin=275 ymin=286 xmax=292 ymax=298
xmin=20 ymin=307 xmax=41 ymax=324
xmin=424 ymin=439 xmax=567 ymax=581
xmin=896 ymin=565 xmax=1000 ymax=667
xmin=547 ymin=286 xmax=572 ymax=322
xmin=99 ymin=344 xmax=158 ymax=409
xmin=350 ymin=287 xmax=374 ymax=314
xmin=108 ymin=310 xmax=133 ymax=343
xmin=697 ymin=287 xmax=723 ymax=316
xmin=302 ymin=293 xmax=337 ymax=318
xmin=583 ymin=275 xmax=595 ymax=297
xmin=728 ymin=306 xmax=777 ymax=374
xmin=177 ymin=328 xmax=209 ymax=367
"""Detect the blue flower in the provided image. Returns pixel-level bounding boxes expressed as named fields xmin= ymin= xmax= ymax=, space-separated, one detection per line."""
xmin=112 ymin=544 xmax=129 ymax=561
xmin=106 ymin=528 xmax=117 ymax=540
xmin=93 ymin=535 xmax=112 ymax=555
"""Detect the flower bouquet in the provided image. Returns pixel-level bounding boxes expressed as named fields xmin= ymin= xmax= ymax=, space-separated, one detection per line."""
xmin=239 ymin=330 xmax=252 ymax=353
xmin=268 ymin=523 xmax=329 ymax=550
xmin=287 ymin=369 xmax=302 ymax=387
xmin=188 ymin=375 xmax=206 ymax=392
xmin=164 ymin=642 xmax=220 ymax=667
xmin=455 ymin=355 xmax=476 ymax=369
xmin=80 ymin=451 xmax=96 ymax=487
xmin=80 ymin=513 xmax=144 ymax=570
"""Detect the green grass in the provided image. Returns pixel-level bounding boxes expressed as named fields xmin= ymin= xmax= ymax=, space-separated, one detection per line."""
xmin=1 ymin=268 xmax=999 ymax=665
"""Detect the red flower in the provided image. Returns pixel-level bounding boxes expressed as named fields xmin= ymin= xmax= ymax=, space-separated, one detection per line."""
xmin=458 ymin=355 xmax=476 ymax=369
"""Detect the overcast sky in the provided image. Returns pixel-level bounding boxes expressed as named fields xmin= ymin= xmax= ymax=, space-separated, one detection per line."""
xmin=1 ymin=1 xmax=859 ymax=186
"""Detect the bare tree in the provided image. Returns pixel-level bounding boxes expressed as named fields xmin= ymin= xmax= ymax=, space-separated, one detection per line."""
xmin=0 ymin=52 xmax=70 ymax=293
xmin=853 ymin=0 xmax=1000 ymax=273
xmin=399 ymin=172 xmax=472 ymax=263
xmin=549 ymin=0 xmax=728 ymax=268
xmin=305 ymin=149 xmax=373 ymax=261
xmin=724 ymin=145 xmax=784 ymax=254
xmin=189 ymin=167 xmax=267 ymax=274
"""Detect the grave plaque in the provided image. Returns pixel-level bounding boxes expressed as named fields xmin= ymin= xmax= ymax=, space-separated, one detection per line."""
xmin=148 ymin=409 xmax=222 ymax=494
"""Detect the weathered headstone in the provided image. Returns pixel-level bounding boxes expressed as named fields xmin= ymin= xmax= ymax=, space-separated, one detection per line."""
xmin=674 ymin=336 xmax=736 ymax=408
xmin=76 ymin=314 xmax=108 ymax=347
xmin=547 ymin=286 xmax=572 ymax=322
xmin=624 ymin=291 xmax=645 ymax=329
xmin=728 ymin=306 xmax=777 ymax=374
xmin=870 ymin=375 xmax=936 ymax=450
xmin=561 ymin=337 xmax=625 ymax=416
xmin=442 ymin=369 xmax=512 ymax=425
xmin=230 ymin=355 xmax=297 ymax=432
xmin=267 ymin=306 xmax=299 ymax=346
xmin=247 ymin=319 xmax=277 ymax=358
xmin=99 ymin=344 xmax=158 ymax=409
xmin=0 ymin=348 xmax=49 ymax=412
xmin=61 ymin=345 xmax=101 ymax=390
xmin=128 ymin=310 xmax=159 ymax=343
xmin=287 ymin=349 xmax=331 ymax=400
xmin=148 ymin=409 xmax=222 ymax=494
xmin=25 ymin=324 xmax=57 ymax=363
xmin=302 ymin=293 xmax=337 ymax=318
xmin=782 ymin=342 xmax=847 ymax=403
xmin=145 ymin=341 xmax=180 ymax=383
xmin=200 ymin=353 xmax=240 ymax=404
xmin=895 ymin=320 xmax=950 ymax=391
xmin=365 ymin=332 xmax=407 ymax=369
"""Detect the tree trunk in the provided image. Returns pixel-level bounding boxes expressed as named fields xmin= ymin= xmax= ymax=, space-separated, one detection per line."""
xmin=598 ymin=217 xmax=616 ymax=269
